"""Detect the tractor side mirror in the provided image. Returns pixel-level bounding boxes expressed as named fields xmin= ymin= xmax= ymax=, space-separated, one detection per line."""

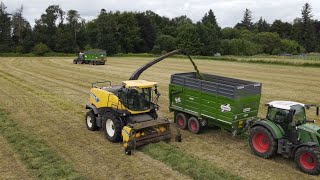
xmin=317 ymin=106 xmax=319 ymax=116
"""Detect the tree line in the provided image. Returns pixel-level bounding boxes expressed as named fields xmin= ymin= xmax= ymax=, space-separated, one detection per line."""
xmin=0 ymin=2 xmax=319 ymax=56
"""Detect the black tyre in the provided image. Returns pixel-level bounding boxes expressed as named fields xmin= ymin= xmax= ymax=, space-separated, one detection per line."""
xmin=73 ymin=59 xmax=77 ymax=64
xmin=125 ymin=147 xmax=132 ymax=155
xmin=249 ymin=126 xmax=277 ymax=158
xmin=187 ymin=116 xmax=202 ymax=134
xmin=175 ymin=112 xmax=188 ymax=129
xmin=85 ymin=110 xmax=98 ymax=131
xmin=93 ymin=61 xmax=96 ymax=65
xmin=295 ymin=146 xmax=320 ymax=175
xmin=102 ymin=112 xmax=122 ymax=142
xmin=89 ymin=61 xmax=93 ymax=65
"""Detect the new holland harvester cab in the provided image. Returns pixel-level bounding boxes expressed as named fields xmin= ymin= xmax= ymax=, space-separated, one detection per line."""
xmin=249 ymin=101 xmax=320 ymax=175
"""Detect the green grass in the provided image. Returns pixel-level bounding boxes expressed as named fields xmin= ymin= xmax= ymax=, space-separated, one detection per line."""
xmin=114 ymin=53 xmax=320 ymax=68
xmin=0 ymin=109 xmax=86 ymax=180
xmin=141 ymin=142 xmax=243 ymax=180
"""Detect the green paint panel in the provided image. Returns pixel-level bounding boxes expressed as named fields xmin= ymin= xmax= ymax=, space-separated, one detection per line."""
xmin=84 ymin=50 xmax=107 ymax=61
xmin=169 ymin=72 xmax=262 ymax=131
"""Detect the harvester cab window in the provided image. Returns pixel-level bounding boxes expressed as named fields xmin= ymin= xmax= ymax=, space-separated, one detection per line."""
xmin=122 ymin=88 xmax=151 ymax=111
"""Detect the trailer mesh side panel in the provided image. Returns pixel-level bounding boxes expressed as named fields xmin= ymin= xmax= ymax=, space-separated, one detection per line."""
xmin=171 ymin=72 xmax=261 ymax=99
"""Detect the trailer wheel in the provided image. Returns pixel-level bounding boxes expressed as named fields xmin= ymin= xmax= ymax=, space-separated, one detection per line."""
xmin=102 ymin=112 xmax=122 ymax=142
xmin=188 ymin=117 xmax=201 ymax=134
xmin=89 ymin=61 xmax=93 ymax=65
xmin=85 ymin=110 xmax=98 ymax=131
xmin=295 ymin=146 xmax=320 ymax=175
xmin=249 ymin=126 xmax=277 ymax=158
xmin=93 ymin=61 xmax=96 ymax=65
xmin=175 ymin=112 xmax=187 ymax=129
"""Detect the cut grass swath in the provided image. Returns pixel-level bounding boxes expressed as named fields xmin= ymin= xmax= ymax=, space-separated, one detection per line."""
xmin=0 ymin=109 xmax=86 ymax=180
xmin=142 ymin=142 xmax=243 ymax=180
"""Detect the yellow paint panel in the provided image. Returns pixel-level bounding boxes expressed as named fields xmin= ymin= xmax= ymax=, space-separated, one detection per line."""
xmin=122 ymin=80 xmax=157 ymax=88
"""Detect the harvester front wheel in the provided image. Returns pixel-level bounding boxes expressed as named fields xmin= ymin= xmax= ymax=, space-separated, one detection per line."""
xmin=249 ymin=126 xmax=277 ymax=158
xmin=85 ymin=110 xmax=98 ymax=131
xmin=102 ymin=112 xmax=122 ymax=142
xmin=188 ymin=117 xmax=202 ymax=134
xmin=295 ymin=146 xmax=320 ymax=175
xmin=175 ymin=112 xmax=187 ymax=129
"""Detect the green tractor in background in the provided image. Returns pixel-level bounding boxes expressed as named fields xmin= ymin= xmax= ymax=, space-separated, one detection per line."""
xmin=249 ymin=101 xmax=320 ymax=175
xmin=73 ymin=50 xmax=107 ymax=65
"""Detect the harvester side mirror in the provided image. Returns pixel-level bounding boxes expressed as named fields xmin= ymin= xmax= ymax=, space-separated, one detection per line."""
xmin=317 ymin=106 xmax=319 ymax=116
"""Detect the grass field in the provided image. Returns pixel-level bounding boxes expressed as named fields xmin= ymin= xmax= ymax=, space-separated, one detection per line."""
xmin=0 ymin=56 xmax=319 ymax=179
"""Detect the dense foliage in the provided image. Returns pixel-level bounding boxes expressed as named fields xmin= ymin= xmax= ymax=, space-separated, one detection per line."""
xmin=0 ymin=2 xmax=319 ymax=56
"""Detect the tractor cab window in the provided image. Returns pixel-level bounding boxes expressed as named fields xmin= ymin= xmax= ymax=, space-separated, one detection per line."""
xmin=120 ymin=87 xmax=151 ymax=111
xmin=267 ymin=107 xmax=289 ymax=124
xmin=291 ymin=105 xmax=306 ymax=125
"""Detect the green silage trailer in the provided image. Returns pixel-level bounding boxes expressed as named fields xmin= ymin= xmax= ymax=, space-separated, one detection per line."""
xmin=169 ymin=72 xmax=262 ymax=134
xmin=73 ymin=50 xmax=107 ymax=65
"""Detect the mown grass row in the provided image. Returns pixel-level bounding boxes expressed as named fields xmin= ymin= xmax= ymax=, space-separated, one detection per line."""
xmin=142 ymin=142 xmax=243 ymax=180
xmin=0 ymin=109 xmax=86 ymax=180
xmin=114 ymin=53 xmax=320 ymax=68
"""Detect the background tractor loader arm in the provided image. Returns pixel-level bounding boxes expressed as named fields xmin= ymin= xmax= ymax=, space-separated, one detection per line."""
xmin=129 ymin=49 xmax=203 ymax=80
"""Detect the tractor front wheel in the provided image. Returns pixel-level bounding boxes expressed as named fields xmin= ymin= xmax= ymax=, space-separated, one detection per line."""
xmin=249 ymin=126 xmax=277 ymax=158
xmin=295 ymin=146 xmax=320 ymax=175
xmin=187 ymin=117 xmax=202 ymax=134
xmin=175 ymin=112 xmax=187 ymax=129
xmin=102 ymin=112 xmax=122 ymax=142
xmin=85 ymin=110 xmax=98 ymax=131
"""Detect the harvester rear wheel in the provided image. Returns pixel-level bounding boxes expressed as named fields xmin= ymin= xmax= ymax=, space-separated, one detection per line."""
xmin=102 ymin=112 xmax=122 ymax=142
xmin=249 ymin=126 xmax=277 ymax=158
xmin=85 ymin=110 xmax=98 ymax=131
xmin=187 ymin=117 xmax=201 ymax=134
xmin=295 ymin=146 xmax=320 ymax=175
xmin=175 ymin=112 xmax=187 ymax=129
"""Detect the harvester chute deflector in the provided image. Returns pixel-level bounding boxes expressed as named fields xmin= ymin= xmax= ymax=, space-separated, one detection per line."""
xmin=129 ymin=49 xmax=203 ymax=80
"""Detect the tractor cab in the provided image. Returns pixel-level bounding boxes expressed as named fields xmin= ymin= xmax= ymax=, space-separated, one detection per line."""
xmin=78 ymin=52 xmax=85 ymax=60
xmin=120 ymin=80 xmax=159 ymax=112
xmin=266 ymin=101 xmax=307 ymax=133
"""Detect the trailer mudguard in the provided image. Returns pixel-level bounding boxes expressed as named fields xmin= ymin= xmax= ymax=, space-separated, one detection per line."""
xmin=252 ymin=120 xmax=284 ymax=139
xmin=86 ymin=104 xmax=99 ymax=115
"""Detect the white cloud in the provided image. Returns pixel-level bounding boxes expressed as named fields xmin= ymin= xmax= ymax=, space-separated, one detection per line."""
xmin=2 ymin=0 xmax=320 ymax=27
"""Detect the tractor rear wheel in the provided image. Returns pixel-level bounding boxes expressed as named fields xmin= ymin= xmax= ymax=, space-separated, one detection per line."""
xmin=187 ymin=117 xmax=202 ymax=134
xmin=249 ymin=126 xmax=277 ymax=158
xmin=295 ymin=146 xmax=320 ymax=175
xmin=175 ymin=112 xmax=187 ymax=129
xmin=102 ymin=112 xmax=122 ymax=142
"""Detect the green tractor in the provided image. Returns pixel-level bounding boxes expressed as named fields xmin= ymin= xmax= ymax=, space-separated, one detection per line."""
xmin=249 ymin=101 xmax=320 ymax=175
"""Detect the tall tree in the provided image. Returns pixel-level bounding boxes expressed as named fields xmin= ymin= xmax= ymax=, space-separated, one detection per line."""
xmin=11 ymin=5 xmax=33 ymax=53
xmin=33 ymin=5 xmax=64 ymax=50
xmin=235 ymin=8 xmax=253 ymax=30
xmin=135 ymin=12 xmax=156 ymax=52
xmin=0 ymin=2 xmax=12 ymax=52
xmin=66 ymin=10 xmax=81 ymax=48
xmin=177 ymin=24 xmax=203 ymax=55
xmin=270 ymin=20 xmax=292 ymax=39
xmin=254 ymin=17 xmax=270 ymax=32
xmin=300 ymin=3 xmax=316 ymax=52
xmin=197 ymin=9 xmax=221 ymax=55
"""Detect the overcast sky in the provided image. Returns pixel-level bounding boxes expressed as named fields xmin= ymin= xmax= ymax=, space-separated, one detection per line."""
xmin=2 ymin=0 xmax=320 ymax=27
